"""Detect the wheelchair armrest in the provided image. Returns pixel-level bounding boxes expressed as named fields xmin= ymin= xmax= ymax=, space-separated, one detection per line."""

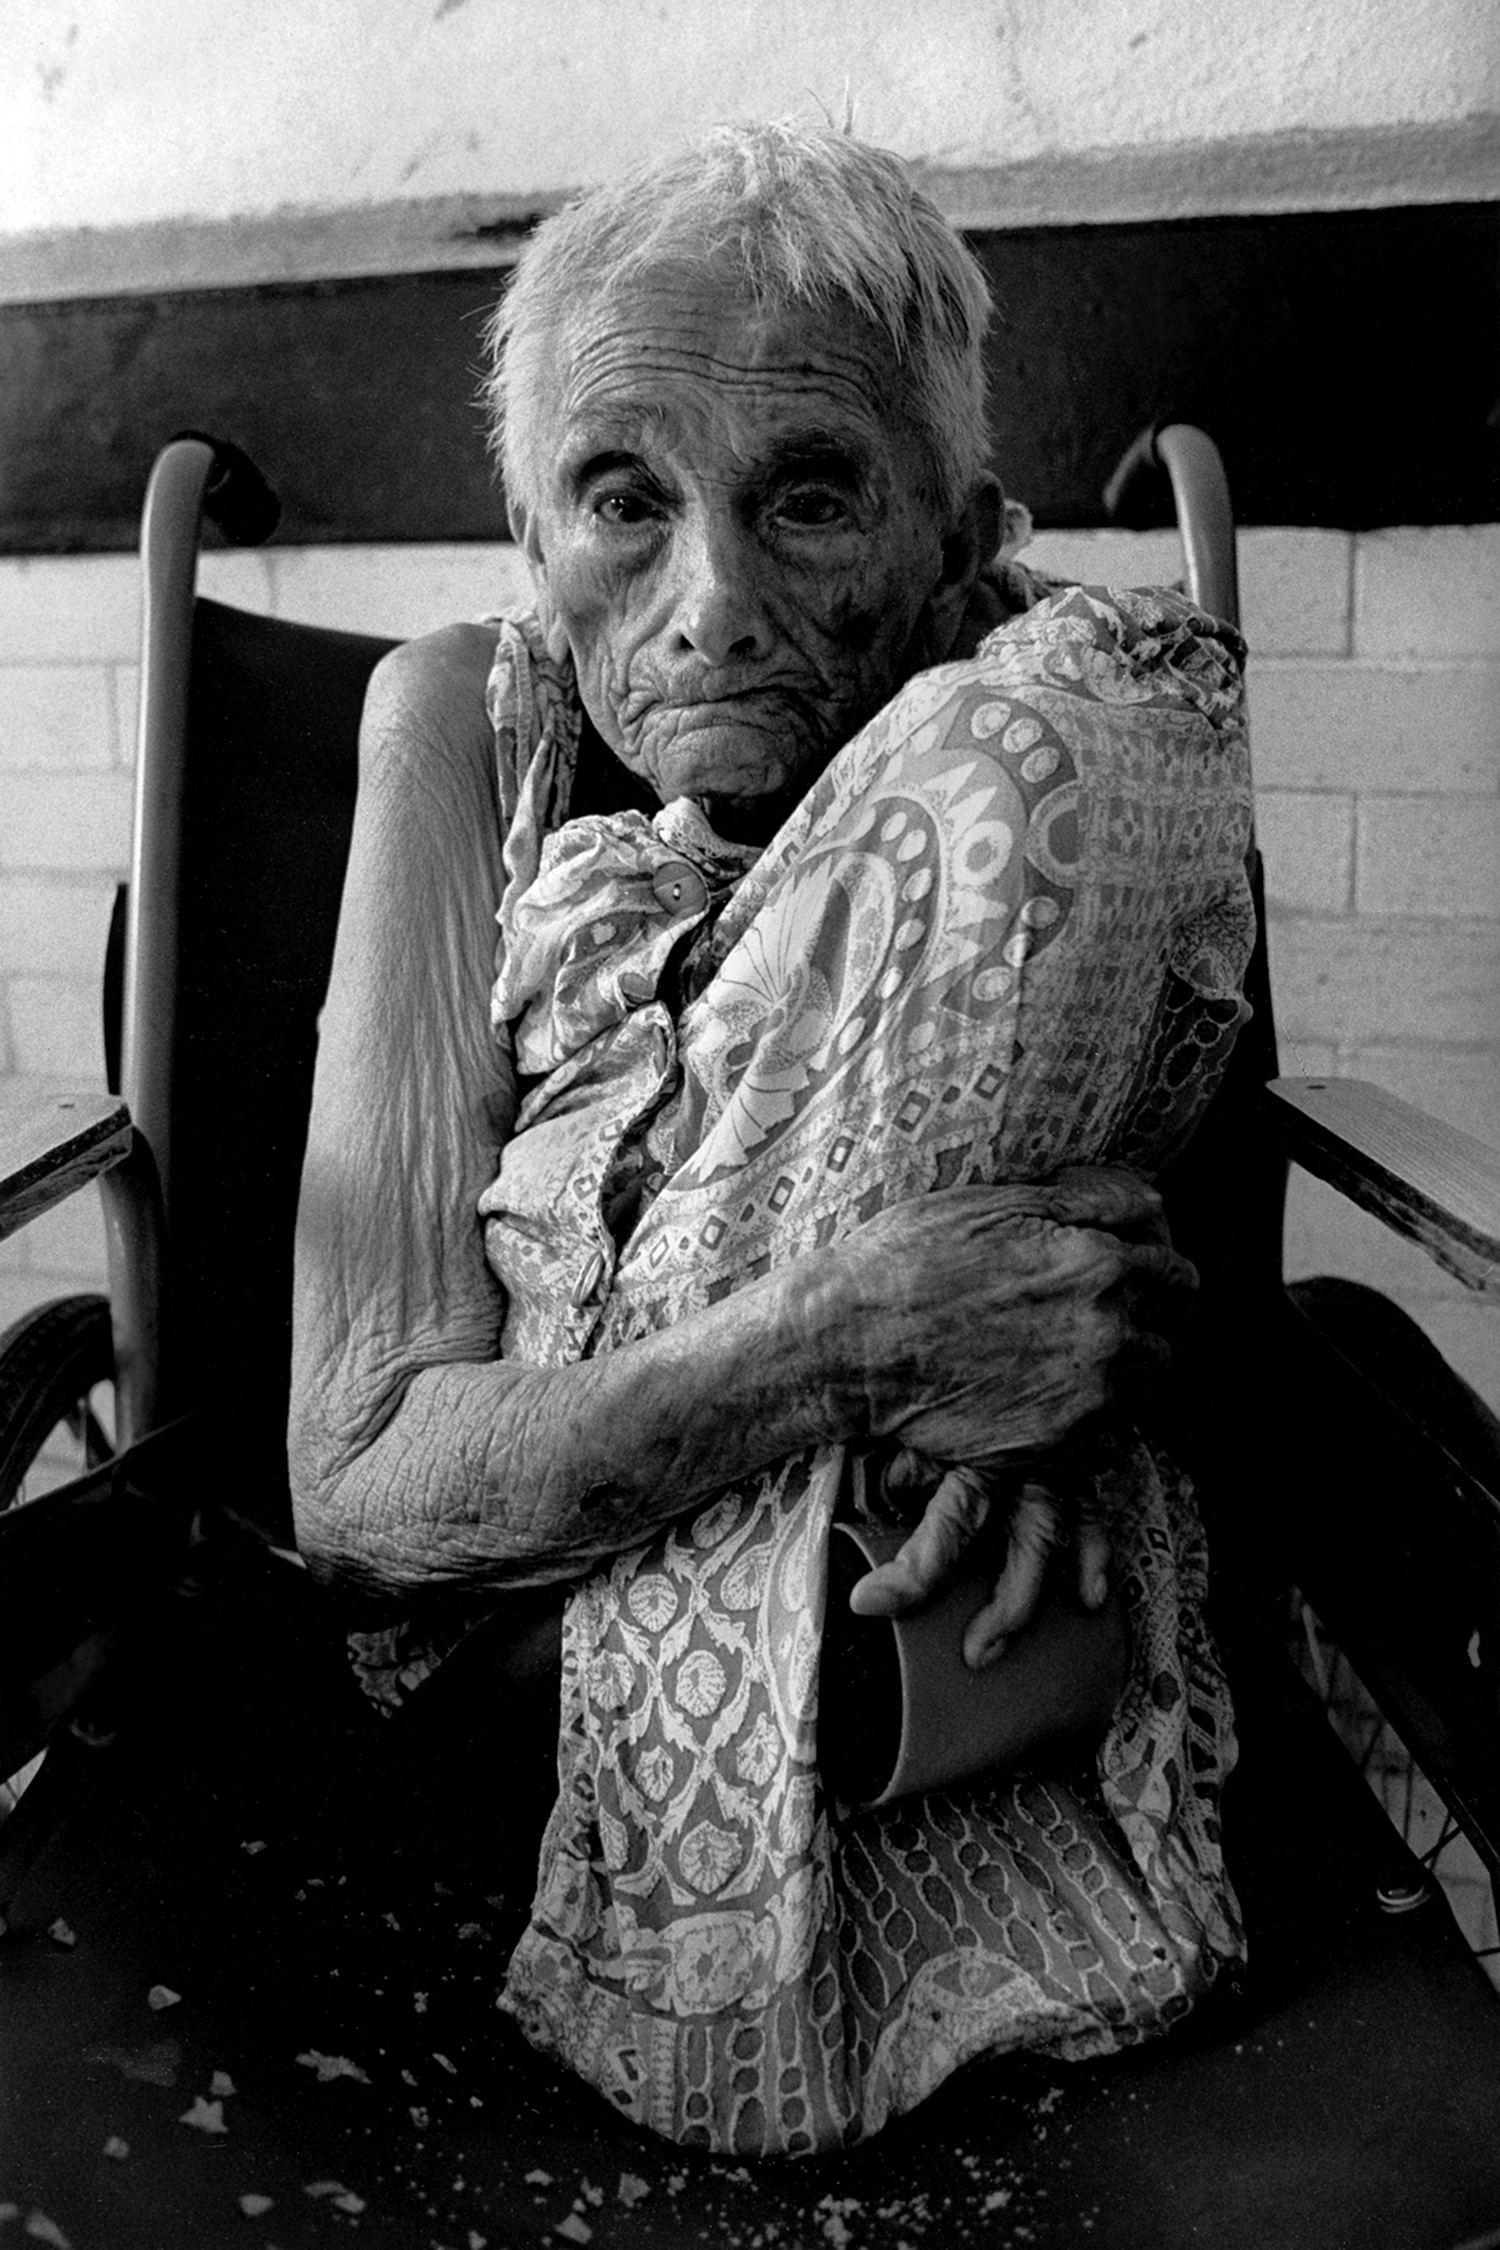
xmin=1263 ymin=1076 xmax=1500 ymax=1294
xmin=0 ymin=1086 xmax=132 ymax=1244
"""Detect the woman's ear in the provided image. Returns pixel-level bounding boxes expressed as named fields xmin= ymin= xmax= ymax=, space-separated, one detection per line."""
xmin=923 ymin=475 xmax=1004 ymax=662
xmin=511 ymin=502 xmax=572 ymax=663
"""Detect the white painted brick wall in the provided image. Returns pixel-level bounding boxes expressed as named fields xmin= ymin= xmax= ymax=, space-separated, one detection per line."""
xmin=0 ymin=873 xmax=119 ymax=979
xmin=1247 ymin=662 xmax=1497 ymax=793
xmin=3 ymin=769 xmax=134 ymax=872
xmin=1355 ymin=527 xmax=1500 ymax=659
xmin=1 ymin=527 xmax=1496 ymax=1415
xmin=266 ymin=543 xmax=534 ymax=637
xmin=0 ymin=555 xmax=142 ymax=662
xmin=1356 ymin=795 xmax=1500 ymax=918
xmin=0 ymin=666 xmax=116 ymax=768
xmin=1027 ymin=525 xmax=1354 ymax=657
xmin=1253 ymin=791 xmax=1354 ymax=913
xmin=1265 ymin=918 xmax=1499 ymax=1045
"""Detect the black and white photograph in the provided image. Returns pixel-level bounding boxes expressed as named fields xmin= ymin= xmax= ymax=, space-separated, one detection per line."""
xmin=2 ymin=5 xmax=1497 ymax=2242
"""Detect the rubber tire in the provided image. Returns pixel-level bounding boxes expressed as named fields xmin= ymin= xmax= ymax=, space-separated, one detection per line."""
xmin=0 ymin=1295 xmax=114 ymax=1511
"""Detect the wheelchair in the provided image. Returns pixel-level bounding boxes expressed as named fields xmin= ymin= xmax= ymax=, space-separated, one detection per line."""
xmin=2 ymin=429 xmax=1499 ymax=2249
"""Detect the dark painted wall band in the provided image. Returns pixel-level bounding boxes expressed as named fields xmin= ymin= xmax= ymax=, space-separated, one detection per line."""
xmin=1 ymin=203 xmax=1495 ymax=551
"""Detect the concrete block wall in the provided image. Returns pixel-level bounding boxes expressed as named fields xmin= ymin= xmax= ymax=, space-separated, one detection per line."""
xmin=2 ymin=526 xmax=1496 ymax=1410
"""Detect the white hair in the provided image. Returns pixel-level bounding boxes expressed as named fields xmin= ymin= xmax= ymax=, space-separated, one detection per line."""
xmin=482 ymin=120 xmax=995 ymax=523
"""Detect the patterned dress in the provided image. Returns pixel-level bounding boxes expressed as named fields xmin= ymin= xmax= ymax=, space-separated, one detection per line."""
xmin=418 ymin=578 xmax=1255 ymax=2154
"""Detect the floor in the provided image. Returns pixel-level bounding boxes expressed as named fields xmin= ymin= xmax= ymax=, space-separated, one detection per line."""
xmin=9 ymin=1549 xmax=1500 ymax=2250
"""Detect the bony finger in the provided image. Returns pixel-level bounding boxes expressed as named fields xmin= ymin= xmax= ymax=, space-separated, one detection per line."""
xmin=881 ymin=1445 xmax=943 ymax=1500
xmin=1040 ymin=1165 xmax=1165 ymax=1237
xmin=1009 ymin=1483 xmax=1064 ymax=1567
xmin=1077 ymin=1520 xmax=1112 ymax=1610
xmin=1117 ymin=1240 xmax=1199 ymax=1295
xmin=847 ymin=1552 xmax=934 ymax=1618
xmin=850 ymin=1469 xmax=988 ymax=1614
xmin=962 ymin=1487 xmax=1059 ymax=1669
xmin=848 ymin=1468 xmax=991 ymax=1618
xmin=962 ymin=1593 xmax=1014 ymax=1671
xmin=1121 ymin=1328 xmax=1174 ymax=1368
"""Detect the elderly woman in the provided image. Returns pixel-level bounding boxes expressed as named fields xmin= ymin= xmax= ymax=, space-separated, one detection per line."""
xmin=291 ymin=123 xmax=1253 ymax=2156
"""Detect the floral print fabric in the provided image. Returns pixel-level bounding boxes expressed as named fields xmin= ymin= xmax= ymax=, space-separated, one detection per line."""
xmin=481 ymin=582 xmax=1254 ymax=2154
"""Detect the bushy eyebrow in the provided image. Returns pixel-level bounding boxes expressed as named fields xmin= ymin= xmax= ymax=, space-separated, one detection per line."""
xmin=757 ymin=433 xmax=871 ymax=484
xmin=555 ymin=410 xmax=670 ymax=497
xmin=560 ymin=446 xmax=644 ymax=497
xmin=556 ymin=415 xmax=877 ymax=502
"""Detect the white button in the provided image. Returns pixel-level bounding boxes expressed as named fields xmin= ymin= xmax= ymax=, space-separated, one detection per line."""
xmin=652 ymin=860 xmax=708 ymax=915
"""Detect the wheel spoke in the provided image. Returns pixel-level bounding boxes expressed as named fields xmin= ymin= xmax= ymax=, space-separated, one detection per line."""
xmin=1286 ymin=1597 xmax=1499 ymax=1992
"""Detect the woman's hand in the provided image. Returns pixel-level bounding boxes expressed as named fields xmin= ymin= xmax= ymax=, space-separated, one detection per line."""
xmin=848 ymin=1465 xmax=1114 ymax=1669
xmin=821 ymin=1167 xmax=1191 ymax=1461
xmin=821 ymin=1167 xmax=1192 ymax=1660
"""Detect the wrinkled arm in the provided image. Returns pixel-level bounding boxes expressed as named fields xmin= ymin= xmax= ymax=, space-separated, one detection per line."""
xmin=289 ymin=626 xmax=864 ymax=1598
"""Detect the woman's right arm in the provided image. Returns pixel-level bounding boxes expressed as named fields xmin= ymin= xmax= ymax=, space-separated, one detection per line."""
xmin=289 ymin=625 xmax=829 ymax=1596
xmin=289 ymin=628 xmax=1183 ymax=1604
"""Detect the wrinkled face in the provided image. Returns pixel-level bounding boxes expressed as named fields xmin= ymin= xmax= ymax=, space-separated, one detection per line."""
xmin=516 ymin=278 xmax=969 ymax=841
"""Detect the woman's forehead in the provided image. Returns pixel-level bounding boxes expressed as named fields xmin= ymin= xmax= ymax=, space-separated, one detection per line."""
xmin=549 ymin=275 xmax=913 ymax=456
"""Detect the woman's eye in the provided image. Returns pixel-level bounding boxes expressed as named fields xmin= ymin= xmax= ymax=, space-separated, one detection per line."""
xmin=776 ymin=489 xmax=849 ymax=529
xmin=594 ymin=491 xmax=658 ymax=526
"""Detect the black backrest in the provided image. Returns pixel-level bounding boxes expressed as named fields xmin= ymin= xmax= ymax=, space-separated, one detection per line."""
xmin=1157 ymin=851 xmax=1289 ymax=1603
xmin=1159 ymin=849 xmax=1286 ymax=1315
xmin=156 ymin=599 xmax=394 ymax=1524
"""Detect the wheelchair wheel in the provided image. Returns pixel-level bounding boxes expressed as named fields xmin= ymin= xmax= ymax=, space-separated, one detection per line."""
xmin=0 ymin=1294 xmax=116 ymax=1513
xmin=0 ymin=1295 xmax=116 ymax=1820
xmin=1290 ymin=1595 xmax=1500 ymax=1992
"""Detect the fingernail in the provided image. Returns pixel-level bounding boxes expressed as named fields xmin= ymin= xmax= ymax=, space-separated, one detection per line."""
xmin=848 ymin=1580 xmax=911 ymax=1618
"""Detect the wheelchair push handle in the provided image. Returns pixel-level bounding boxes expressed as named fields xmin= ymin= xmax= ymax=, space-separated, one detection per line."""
xmin=165 ymin=430 xmax=281 ymax=546
xmin=136 ymin=435 xmax=280 ymax=673
xmin=1103 ymin=422 xmax=1240 ymax=632
xmin=120 ymin=433 xmax=280 ymax=1437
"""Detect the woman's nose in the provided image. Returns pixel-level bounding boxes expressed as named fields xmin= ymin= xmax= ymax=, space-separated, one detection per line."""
xmin=669 ymin=518 xmax=774 ymax=665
